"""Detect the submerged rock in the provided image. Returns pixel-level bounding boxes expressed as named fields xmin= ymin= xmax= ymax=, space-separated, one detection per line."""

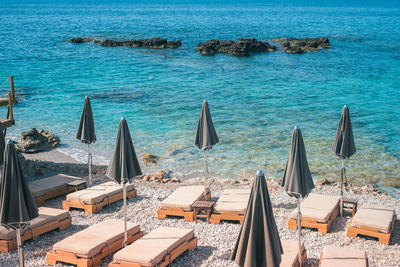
xmin=143 ymin=152 xmax=159 ymax=164
xmin=273 ymin=37 xmax=330 ymax=54
xmin=16 ymin=128 xmax=60 ymax=153
xmin=69 ymin=37 xmax=94 ymax=43
xmin=197 ymin=38 xmax=277 ymax=56
xmin=69 ymin=37 xmax=182 ymax=49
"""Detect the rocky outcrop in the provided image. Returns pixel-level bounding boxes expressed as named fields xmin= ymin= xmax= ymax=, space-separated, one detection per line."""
xmin=140 ymin=170 xmax=180 ymax=183
xmin=69 ymin=37 xmax=182 ymax=49
xmin=143 ymin=152 xmax=159 ymax=164
xmin=197 ymin=38 xmax=277 ymax=56
xmin=273 ymin=37 xmax=330 ymax=54
xmin=69 ymin=37 xmax=94 ymax=43
xmin=16 ymin=128 xmax=60 ymax=153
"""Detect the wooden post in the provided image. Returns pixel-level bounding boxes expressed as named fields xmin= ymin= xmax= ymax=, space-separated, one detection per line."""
xmin=10 ymin=75 xmax=15 ymax=103
xmin=8 ymin=92 xmax=13 ymax=121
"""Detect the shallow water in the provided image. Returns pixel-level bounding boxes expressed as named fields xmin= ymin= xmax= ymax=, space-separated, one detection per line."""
xmin=0 ymin=1 xmax=399 ymax=197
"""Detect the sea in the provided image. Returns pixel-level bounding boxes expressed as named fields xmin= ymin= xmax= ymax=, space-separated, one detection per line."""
xmin=0 ymin=0 xmax=399 ymax=197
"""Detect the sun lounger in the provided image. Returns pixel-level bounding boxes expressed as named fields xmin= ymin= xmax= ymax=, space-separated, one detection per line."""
xmin=109 ymin=226 xmax=197 ymax=267
xmin=319 ymin=246 xmax=368 ymax=267
xmin=29 ymin=173 xmax=86 ymax=205
xmin=62 ymin=181 xmax=137 ymax=214
xmin=288 ymin=193 xmax=340 ymax=234
xmin=211 ymin=189 xmax=251 ymax=224
xmin=157 ymin=186 xmax=210 ymax=221
xmin=347 ymin=204 xmax=396 ymax=244
xmin=280 ymin=239 xmax=307 ymax=267
xmin=46 ymin=219 xmax=143 ymax=267
xmin=0 ymin=207 xmax=71 ymax=252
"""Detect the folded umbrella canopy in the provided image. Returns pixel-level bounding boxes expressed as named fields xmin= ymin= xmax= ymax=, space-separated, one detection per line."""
xmin=332 ymin=105 xmax=356 ymax=217
xmin=0 ymin=125 xmax=5 ymax=167
xmin=194 ymin=100 xmax=219 ymax=197
xmin=76 ymin=96 xmax=96 ymax=186
xmin=281 ymin=126 xmax=314 ymax=267
xmin=106 ymin=117 xmax=142 ymax=247
xmin=0 ymin=140 xmax=39 ymax=267
xmin=231 ymin=170 xmax=283 ymax=267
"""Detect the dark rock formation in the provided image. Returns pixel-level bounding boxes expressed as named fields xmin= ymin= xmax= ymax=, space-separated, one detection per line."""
xmin=16 ymin=128 xmax=60 ymax=153
xmin=273 ymin=37 xmax=330 ymax=54
xmin=143 ymin=152 xmax=159 ymax=164
xmin=197 ymin=38 xmax=277 ymax=56
xmin=69 ymin=37 xmax=181 ymax=49
xmin=69 ymin=37 xmax=94 ymax=43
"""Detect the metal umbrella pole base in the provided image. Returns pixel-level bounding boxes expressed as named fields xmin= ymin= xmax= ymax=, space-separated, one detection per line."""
xmin=340 ymin=159 xmax=346 ymax=217
xmin=203 ymin=150 xmax=208 ymax=198
xmin=123 ymin=182 xmax=128 ymax=248
xmin=16 ymin=228 xmax=24 ymax=267
xmin=88 ymin=144 xmax=92 ymax=187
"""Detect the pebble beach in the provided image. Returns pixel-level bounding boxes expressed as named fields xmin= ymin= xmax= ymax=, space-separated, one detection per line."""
xmin=1 ymin=151 xmax=399 ymax=267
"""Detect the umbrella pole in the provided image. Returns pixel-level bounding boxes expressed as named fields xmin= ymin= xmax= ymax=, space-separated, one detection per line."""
xmin=203 ymin=150 xmax=207 ymax=198
xmin=88 ymin=144 xmax=92 ymax=187
xmin=123 ymin=182 xmax=128 ymax=247
xmin=16 ymin=228 xmax=24 ymax=267
xmin=297 ymin=197 xmax=302 ymax=267
xmin=340 ymin=159 xmax=345 ymax=217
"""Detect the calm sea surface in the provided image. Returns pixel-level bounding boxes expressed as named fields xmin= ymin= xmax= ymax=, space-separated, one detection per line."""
xmin=0 ymin=1 xmax=399 ymax=196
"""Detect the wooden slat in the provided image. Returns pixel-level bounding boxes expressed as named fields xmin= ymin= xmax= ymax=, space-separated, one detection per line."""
xmin=0 ymin=118 xmax=14 ymax=128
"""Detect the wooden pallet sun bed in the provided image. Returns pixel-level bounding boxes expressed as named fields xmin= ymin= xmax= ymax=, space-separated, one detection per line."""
xmin=210 ymin=189 xmax=251 ymax=225
xmin=288 ymin=194 xmax=340 ymax=234
xmin=0 ymin=208 xmax=71 ymax=253
xmin=46 ymin=219 xmax=143 ymax=267
xmin=108 ymin=227 xmax=197 ymax=267
xmin=62 ymin=182 xmax=137 ymax=214
xmin=346 ymin=205 xmax=396 ymax=245
xmin=157 ymin=186 xmax=210 ymax=222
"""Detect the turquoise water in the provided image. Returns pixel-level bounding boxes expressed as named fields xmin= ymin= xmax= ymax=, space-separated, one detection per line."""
xmin=0 ymin=1 xmax=399 ymax=196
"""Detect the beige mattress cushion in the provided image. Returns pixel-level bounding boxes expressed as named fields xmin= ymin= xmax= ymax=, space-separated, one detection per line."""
xmin=53 ymin=219 xmax=140 ymax=258
xmin=213 ymin=189 xmax=251 ymax=214
xmin=66 ymin=181 xmax=134 ymax=205
xmin=29 ymin=174 xmax=82 ymax=197
xmin=291 ymin=194 xmax=340 ymax=223
xmin=351 ymin=204 xmax=395 ymax=233
xmin=0 ymin=207 xmax=70 ymax=240
xmin=159 ymin=186 xmax=205 ymax=211
xmin=321 ymin=246 xmax=367 ymax=267
xmin=113 ymin=227 xmax=194 ymax=266
xmin=280 ymin=239 xmax=304 ymax=267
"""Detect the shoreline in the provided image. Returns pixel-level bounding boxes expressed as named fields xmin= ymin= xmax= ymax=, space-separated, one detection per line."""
xmin=1 ymin=149 xmax=399 ymax=266
xmin=22 ymin=148 xmax=400 ymax=199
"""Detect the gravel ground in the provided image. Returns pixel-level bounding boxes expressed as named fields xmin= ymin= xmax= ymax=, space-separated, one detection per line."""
xmin=1 ymin=174 xmax=399 ymax=267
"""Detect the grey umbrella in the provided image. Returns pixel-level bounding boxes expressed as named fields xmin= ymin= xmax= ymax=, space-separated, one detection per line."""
xmin=194 ymin=100 xmax=219 ymax=196
xmin=231 ymin=170 xmax=283 ymax=267
xmin=332 ymin=105 xmax=356 ymax=217
xmin=0 ymin=140 xmax=39 ymax=267
xmin=0 ymin=125 xmax=5 ymax=167
xmin=281 ymin=126 xmax=314 ymax=267
xmin=106 ymin=117 xmax=141 ymax=247
xmin=76 ymin=96 xmax=96 ymax=186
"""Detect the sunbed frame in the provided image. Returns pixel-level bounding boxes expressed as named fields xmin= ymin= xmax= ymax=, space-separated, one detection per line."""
xmin=108 ymin=236 xmax=197 ymax=267
xmin=211 ymin=211 xmax=245 ymax=224
xmin=0 ymin=215 xmax=71 ymax=253
xmin=62 ymin=188 xmax=137 ymax=214
xmin=318 ymin=251 xmax=369 ymax=267
xmin=46 ymin=230 xmax=144 ymax=267
xmin=288 ymin=205 xmax=339 ymax=234
xmin=290 ymin=247 xmax=307 ymax=267
xmin=346 ymin=214 xmax=396 ymax=245
xmin=157 ymin=191 xmax=210 ymax=222
xmin=33 ymin=179 xmax=87 ymax=206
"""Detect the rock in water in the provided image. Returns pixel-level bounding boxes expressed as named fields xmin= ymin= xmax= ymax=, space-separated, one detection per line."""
xmin=16 ymin=128 xmax=60 ymax=153
xmin=197 ymin=38 xmax=277 ymax=56
xmin=143 ymin=152 xmax=159 ymax=164
xmin=70 ymin=37 xmax=182 ymax=49
xmin=69 ymin=37 xmax=94 ymax=43
xmin=273 ymin=37 xmax=330 ymax=54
